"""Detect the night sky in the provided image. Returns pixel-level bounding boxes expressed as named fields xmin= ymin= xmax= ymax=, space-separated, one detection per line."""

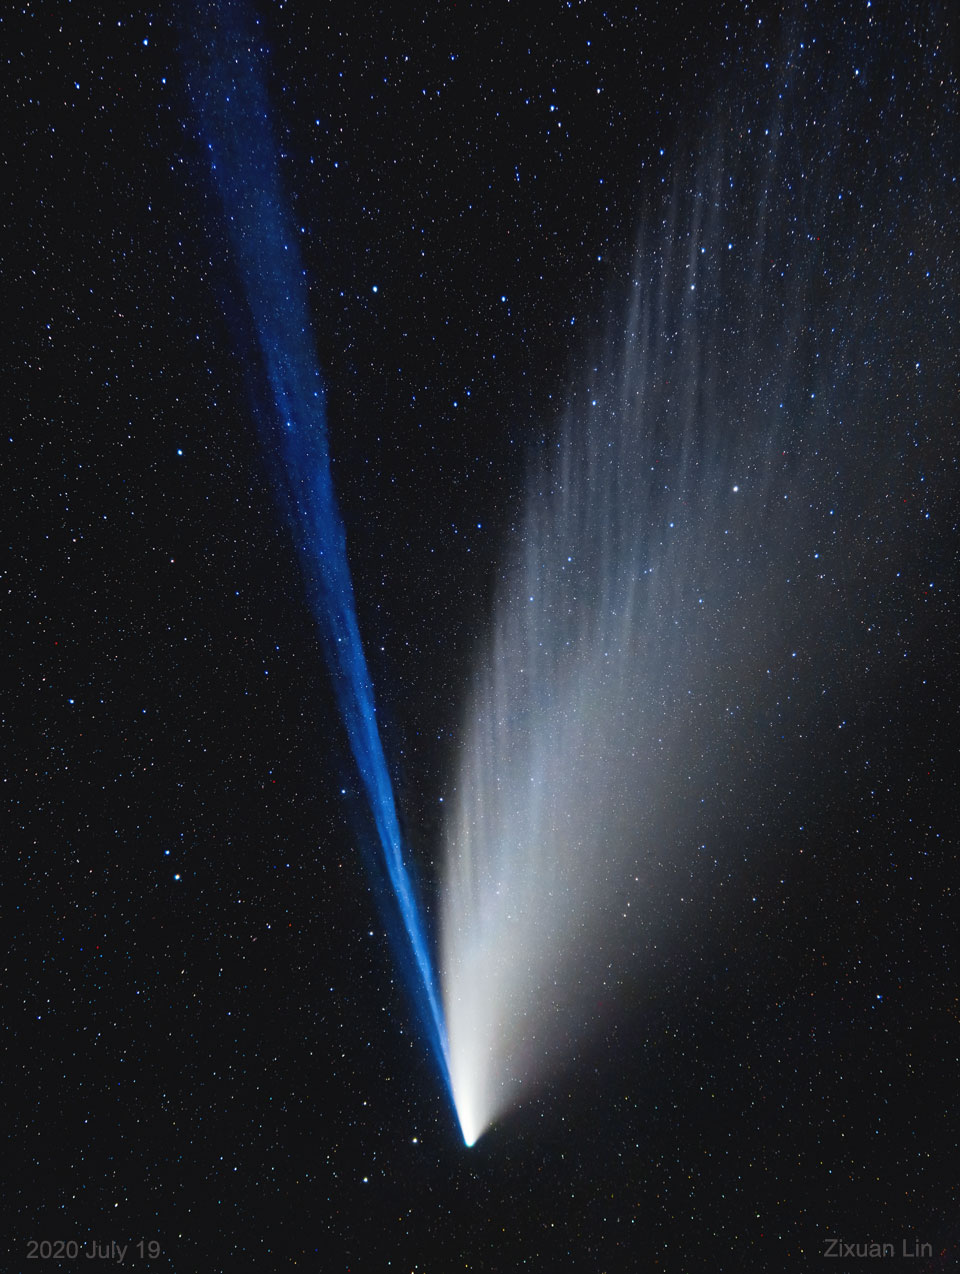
xmin=7 ymin=1 xmax=959 ymax=1271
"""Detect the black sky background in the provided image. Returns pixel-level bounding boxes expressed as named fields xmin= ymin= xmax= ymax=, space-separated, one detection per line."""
xmin=6 ymin=1 xmax=959 ymax=1270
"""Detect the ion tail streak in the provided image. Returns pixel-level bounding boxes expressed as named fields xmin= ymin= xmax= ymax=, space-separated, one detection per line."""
xmin=440 ymin=18 xmax=954 ymax=1146
xmin=184 ymin=2 xmax=452 ymax=1101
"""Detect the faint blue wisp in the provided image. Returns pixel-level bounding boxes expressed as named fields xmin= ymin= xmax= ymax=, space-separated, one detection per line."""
xmin=185 ymin=5 xmax=452 ymax=1101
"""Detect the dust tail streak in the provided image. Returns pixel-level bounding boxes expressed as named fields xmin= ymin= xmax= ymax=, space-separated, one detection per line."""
xmin=439 ymin=14 xmax=954 ymax=1145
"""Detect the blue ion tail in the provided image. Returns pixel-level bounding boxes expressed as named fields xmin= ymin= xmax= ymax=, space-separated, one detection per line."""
xmin=183 ymin=2 xmax=456 ymax=1115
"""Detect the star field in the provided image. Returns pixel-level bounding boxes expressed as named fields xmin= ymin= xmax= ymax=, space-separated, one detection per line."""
xmin=5 ymin=1 xmax=958 ymax=1270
